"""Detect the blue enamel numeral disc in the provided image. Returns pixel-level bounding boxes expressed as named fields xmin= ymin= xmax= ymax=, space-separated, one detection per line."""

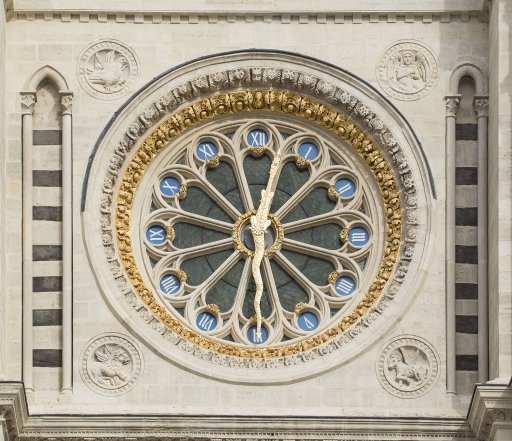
xmin=196 ymin=141 xmax=218 ymax=161
xmin=298 ymin=142 xmax=319 ymax=160
xmin=196 ymin=312 xmax=217 ymax=332
xmin=159 ymin=176 xmax=180 ymax=197
xmin=348 ymin=226 xmax=370 ymax=246
xmin=335 ymin=178 xmax=356 ymax=198
xmin=160 ymin=274 xmax=180 ymax=295
xmin=298 ymin=311 xmax=319 ymax=331
xmin=247 ymin=325 xmax=269 ymax=344
xmin=247 ymin=129 xmax=269 ymax=147
xmin=335 ymin=276 xmax=356 ymax=296
xmin=146 ymin=225 xmax=166 ymax=245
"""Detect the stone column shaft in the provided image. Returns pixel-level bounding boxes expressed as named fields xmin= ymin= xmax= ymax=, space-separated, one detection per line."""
xmin=445 ymin=95 xmax=460 ymax=395
xmin=474 ymin=95 xmax=489 ymax=384
xmin=60 ymin=93 xmax=73 ymax=395
xmin=20 ymin=92 xmax=36 ymax=394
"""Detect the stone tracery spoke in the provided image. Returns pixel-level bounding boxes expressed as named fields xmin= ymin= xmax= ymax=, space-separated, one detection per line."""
xmin=225 ymin=151 xmax=256 ymax=213
xmin=182 ymin=250 xmax=242 ymax=318
xmin=273 ymin=251 xmax=331 ymax=313
xmin=282 ymin=238 xmax=346 ymax=261
xmin=275 ymin=178 xmax=326 ymax=221
xmin=152 ymin=238 xmax=234 ymax=274
xmin=147 ymin=208 xmax=234 ymax=235
xmin=282 ymin=209 xmax=369 ymax=234
xmin=274 ymin=251 xmax=329 ymax=297
xmin=184 ymin=177 xmax=242 ymax=221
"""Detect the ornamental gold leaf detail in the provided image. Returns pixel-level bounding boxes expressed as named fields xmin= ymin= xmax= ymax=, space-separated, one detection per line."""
xmin=115 ymin=90 xmax=402 ymax=359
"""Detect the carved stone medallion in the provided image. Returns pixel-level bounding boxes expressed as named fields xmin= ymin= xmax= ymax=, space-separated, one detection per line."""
xmin=377 ymin=335 xmax=439 ymax=398
xmin=77 ymin=40 xmax=140 ymax=100
xmin=376 ymin=41 xmax=439 ymax=101
xmin=80 ymin=333 xmax=143 ymax=396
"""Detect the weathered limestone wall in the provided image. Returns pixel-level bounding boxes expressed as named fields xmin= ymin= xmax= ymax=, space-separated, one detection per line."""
xmin=488 ymin=0 xmax=512 ymax=383
xmin=0 ymin=1 xmax=7 ymax=381
xmin=1 ymin=0 xmax=496 ymax=420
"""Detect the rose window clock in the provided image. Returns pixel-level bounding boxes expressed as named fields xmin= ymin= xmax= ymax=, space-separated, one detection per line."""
xmin=95 ymin=84 xmax=409 ymax=377
xmin=131 ymin=113 xmax=386 ymax=349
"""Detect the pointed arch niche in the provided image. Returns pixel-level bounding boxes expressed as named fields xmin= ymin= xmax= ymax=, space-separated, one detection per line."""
xmin=20 ymin=66 xmax=73 ymax=395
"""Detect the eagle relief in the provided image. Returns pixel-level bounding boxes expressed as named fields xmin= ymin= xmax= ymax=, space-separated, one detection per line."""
xmin=78 ymin=40 xmax=140 ymax=100
xmin=377 ymin=335 xmax=439 ymax=398
xmin=86 ymin=50 xmax=130 ymax=93
xmin=376 ymin=41 xmax=439 ymax=101
xmin=80 ymin=333 xmax=143 ymax=396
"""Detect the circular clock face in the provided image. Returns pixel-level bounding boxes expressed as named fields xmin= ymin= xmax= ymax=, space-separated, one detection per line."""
xmin=133 ymin=116 xmax=384 ymax=348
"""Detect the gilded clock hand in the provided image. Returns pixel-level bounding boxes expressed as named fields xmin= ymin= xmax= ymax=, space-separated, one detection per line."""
xmin=250 ymin=149 xmax=282 ymax=342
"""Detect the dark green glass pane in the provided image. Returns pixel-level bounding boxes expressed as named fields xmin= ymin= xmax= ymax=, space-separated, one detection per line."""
xmin=283 ymin=187 xmax=336 ymax=223
xmin=179 ymin=186 xmax=232 ymax=223
xmin=271 ymin=161 xmax=310 ymax=212
xmin=206 ymin=161 xmax=245 ymax=213
xmin=287 ymin=223 xmax=342 ymax=250
xmin=270 ymin=260 xmax=308 ymax=311
xmin=242 ymin=274 xmax=272 ymax=319
xmin=180 ymin=249 xmax=232 ymax=286
xmin=173 ymin=223 xmax=229 ymax=249
xmin=243 ymin=154 xmax=271 ymax=209
xmin=281 ymin=249 xmax=334 ymax=286
xmin=206 ymin=259 xmax=245 ymax=312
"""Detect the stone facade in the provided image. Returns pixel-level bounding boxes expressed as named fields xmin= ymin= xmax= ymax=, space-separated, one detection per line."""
xmin=0 ymin=1 xmax=510 ymax=440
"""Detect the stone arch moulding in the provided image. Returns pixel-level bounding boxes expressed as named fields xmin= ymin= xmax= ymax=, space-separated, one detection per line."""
xmin=449 ymin=62 xmax=488 ymax=96
xmin=23 ymin=64 xmax=70 ymax=93
xmin=82 ymin=49 xmax=435 ymax=384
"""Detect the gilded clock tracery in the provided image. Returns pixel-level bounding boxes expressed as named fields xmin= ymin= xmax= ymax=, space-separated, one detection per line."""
xmin=138 ymin=117 xmax=381 ymax=347
xmin=115 ymin=90 xmax=403 ymax=359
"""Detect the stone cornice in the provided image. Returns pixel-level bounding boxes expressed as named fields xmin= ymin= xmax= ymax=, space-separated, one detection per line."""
xmin=0 ymin=382 xmax=476 ymax=441
xmin=7 ymin=0 xmax=488 ymax=13
xmin=4 ymin=0 xmax=489 ymax=24
xmin=467 ymin=382 xmax=512 ymax=441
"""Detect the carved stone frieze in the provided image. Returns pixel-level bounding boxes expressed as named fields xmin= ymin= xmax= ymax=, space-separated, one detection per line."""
xmin=377 ymin=335 xmax=440 ymax=398
xmin=77 ymin=39 xmax=140 ymax=100
xmin=79 ymin=333 xmax=143 ymax=396
xmin=377 ymin=41 xmax=439 ymax=101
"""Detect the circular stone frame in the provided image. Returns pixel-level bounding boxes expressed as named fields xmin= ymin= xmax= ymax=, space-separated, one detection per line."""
xmin=77 ymin=39 xmax=140 ymax=101
xmin=376 ymin=40 xmax=439 ymax=102
xmin=79 ymin=332 xmax=144 ymax=396
xmin=376 ymin=335 xmax=440 ymax=399
xmin=82 ymin=50 xmax=434 ymax=384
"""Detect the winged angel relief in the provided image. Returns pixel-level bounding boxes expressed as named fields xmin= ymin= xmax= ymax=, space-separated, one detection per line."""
xmin=86 ymin=50 xmax=129 ymax=92
xmin=387 ymin=346 xmax=429 ymax=388
xmin=387 ymin=49 xmax=429 ymax=94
